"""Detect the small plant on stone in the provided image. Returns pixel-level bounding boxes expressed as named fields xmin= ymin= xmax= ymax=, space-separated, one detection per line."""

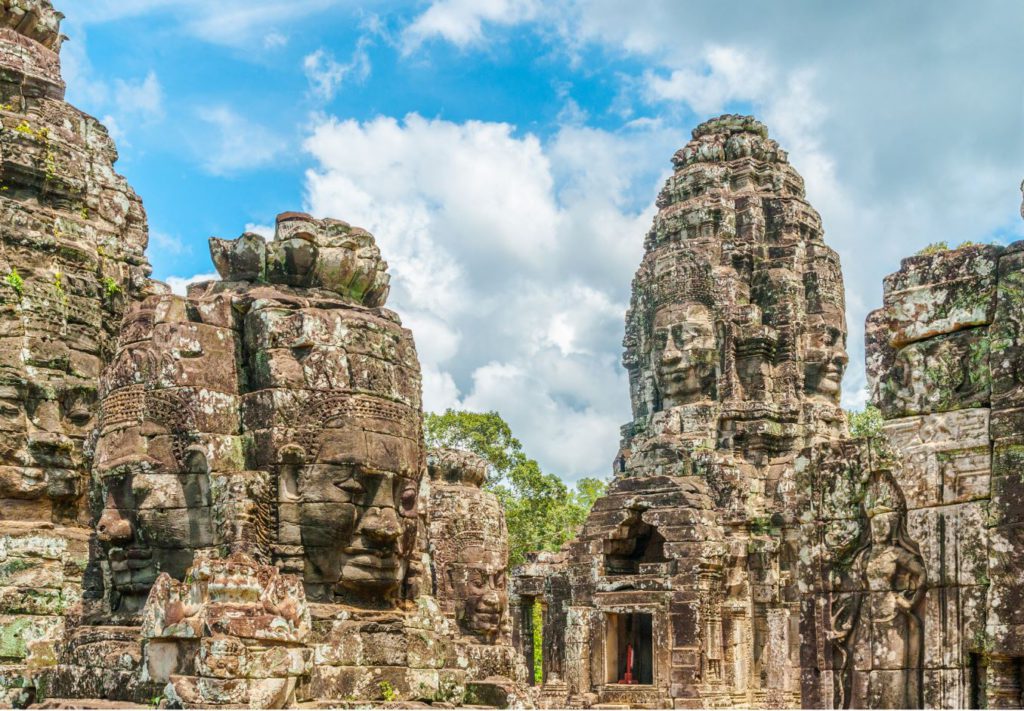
xmin=53 ymin=270 xmax=66 ymax=304
xmin=101 ymin=276 xmax=121 ymax=298
xmin=5 ymin=268 xmax=23 ymax=300
xmin=916 ymin=241 xmax=949 ymax=256
xmin=379 ymin=680 xmax=397 ymax=702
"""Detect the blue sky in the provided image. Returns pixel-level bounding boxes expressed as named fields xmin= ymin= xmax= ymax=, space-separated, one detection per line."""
xmin=58 ymin=0 xmax=1024 ymax=481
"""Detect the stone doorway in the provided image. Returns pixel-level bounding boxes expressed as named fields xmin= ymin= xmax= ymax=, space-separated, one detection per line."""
xmin=605 ymin=612 xmax=654 ymax=685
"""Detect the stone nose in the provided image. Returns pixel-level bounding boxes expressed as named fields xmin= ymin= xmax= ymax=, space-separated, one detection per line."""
xmin=97 ymin=506 xmax=132 ymax=543
xmin=660 ymin=341 xmax=683 ymax=363
xmin=357 ymin=506 xmax=402 ymax=546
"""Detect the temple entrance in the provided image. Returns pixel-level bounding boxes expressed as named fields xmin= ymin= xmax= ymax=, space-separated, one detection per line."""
xmin=605 ymin=612 xmax=654 ymax=685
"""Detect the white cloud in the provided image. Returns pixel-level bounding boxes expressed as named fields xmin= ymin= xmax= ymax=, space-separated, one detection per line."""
xmin=644 ymin=46 xmax=771 ymax=115
xmin=60 ymin=34 xmax=163 ymax=141
xmin=303 ymin=113 xmax=681 ymax=478
xmin=303 ymin=41 xmax=371 ymax=101
xmin=150 ymin=230 xmax=187 ymax=256
xmin=113 ymin=70 xmax=164 ymax=120
xmin=244 ymin=223 xmax=276 ymax=238
xmin=403 ymin=0 xmax=540 ymax=52
xmin=165 ymin=272 xmax=219 ymax=295
xmin=194 ymin=106 xmax=286 ymax=175
xmin=262 ymin=31 xmax=288 ymax=49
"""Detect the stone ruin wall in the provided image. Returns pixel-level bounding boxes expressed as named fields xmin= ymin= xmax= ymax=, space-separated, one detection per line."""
xmin=0 ymin=0 xmax=150 ymax=705
xmin=0 ymin=1 xmax=1021 ymax=709
xmin=869 ymin=240 xmax=1024 ymax=707
xmin=512 ymin=115 xmax=1024 ymax=711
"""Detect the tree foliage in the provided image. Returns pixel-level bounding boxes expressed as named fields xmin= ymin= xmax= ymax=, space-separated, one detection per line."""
xmin=424 ymin=409 xmax=606 ymax=567
xmin=846 ymin=405 xmax=884 ymax=438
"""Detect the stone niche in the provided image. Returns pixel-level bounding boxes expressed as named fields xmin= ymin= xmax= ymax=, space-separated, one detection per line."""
xmin=0 ymin=0 xmax=151 ymax=705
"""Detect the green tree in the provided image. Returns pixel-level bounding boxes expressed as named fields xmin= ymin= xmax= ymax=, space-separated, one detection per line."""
xmin=846 ymin=405 xmax=884 ymax=438
xmin=424 ymin=409 xmax=606 ymax=566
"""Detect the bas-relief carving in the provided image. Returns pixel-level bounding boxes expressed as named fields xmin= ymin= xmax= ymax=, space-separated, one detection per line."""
xmin=91 ymin=294 xmax=238 ymax=615
xmin=287 ymin=397 xmax=423 ymax=604
xmin=651 ymin=302 xmax=718 ymax=409
xmin=829 ymin=471 xmax=926 ymax=710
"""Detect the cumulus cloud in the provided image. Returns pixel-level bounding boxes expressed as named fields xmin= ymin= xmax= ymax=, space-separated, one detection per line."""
xmin=194 ymin=106 xmax=287 ymax=175
xmin=403 ymin=0 xmax=541 ymax=52
xmin=303 ymin=113 xmax=681 ymax=479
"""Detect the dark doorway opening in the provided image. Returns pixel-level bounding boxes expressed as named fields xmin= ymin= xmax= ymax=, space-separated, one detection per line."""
xmin=606 ymin=612 xmax=654 ymax=685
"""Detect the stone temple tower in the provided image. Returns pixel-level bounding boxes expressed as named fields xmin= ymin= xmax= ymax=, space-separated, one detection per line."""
xmin=512 ymin=115 xmax=850 ymax=708
xmin=0 ymin=1 xmax=151 ymax=705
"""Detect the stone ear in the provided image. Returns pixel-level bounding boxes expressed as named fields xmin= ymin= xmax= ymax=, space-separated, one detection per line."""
xmin=277 ymin=444 xmax=306 ymax=466
xmin=182 ymin=446 xmax=210 ymax=475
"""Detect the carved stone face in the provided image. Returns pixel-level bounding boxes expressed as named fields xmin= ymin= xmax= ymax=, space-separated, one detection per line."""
xmin=299 ymin=419 xmax=421 ymax=601
xmin=651 ymin=303 xmax=716 ymax=408
xmin=450 ymin=546 xmax=507 ymax=640
xmin=94 ymin=422 xmax=214 ymax=613
xmin=804 ymin=314 xmax=848 ymax=400
xmin=869 ymin=510 xmax=897 ymax=545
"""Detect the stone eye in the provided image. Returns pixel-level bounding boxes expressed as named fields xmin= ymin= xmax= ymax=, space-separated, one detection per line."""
xmin=400 ymin=487 xmax=417 ymax=516
xmin=334 ymin=478 xmax=364 ymax=499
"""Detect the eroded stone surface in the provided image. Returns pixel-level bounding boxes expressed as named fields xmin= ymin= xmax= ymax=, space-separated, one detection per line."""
xmin=0 ymin=0 xmax=151 ymax=704
xmin=865 ymin=228 xmax=1024 ymax=708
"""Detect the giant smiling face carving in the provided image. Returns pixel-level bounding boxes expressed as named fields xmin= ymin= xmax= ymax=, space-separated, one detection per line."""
xmin=651 ymin=303 xmax=717 ymax=408
xmin=298 ymin=411 xmax=422 ymax=603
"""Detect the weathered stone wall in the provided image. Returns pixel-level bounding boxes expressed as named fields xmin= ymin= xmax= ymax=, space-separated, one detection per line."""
xmin=862 ymin=239 xmax=1024 ymax=708
xmin=0 ymin=0 xmax=151 ymax=705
